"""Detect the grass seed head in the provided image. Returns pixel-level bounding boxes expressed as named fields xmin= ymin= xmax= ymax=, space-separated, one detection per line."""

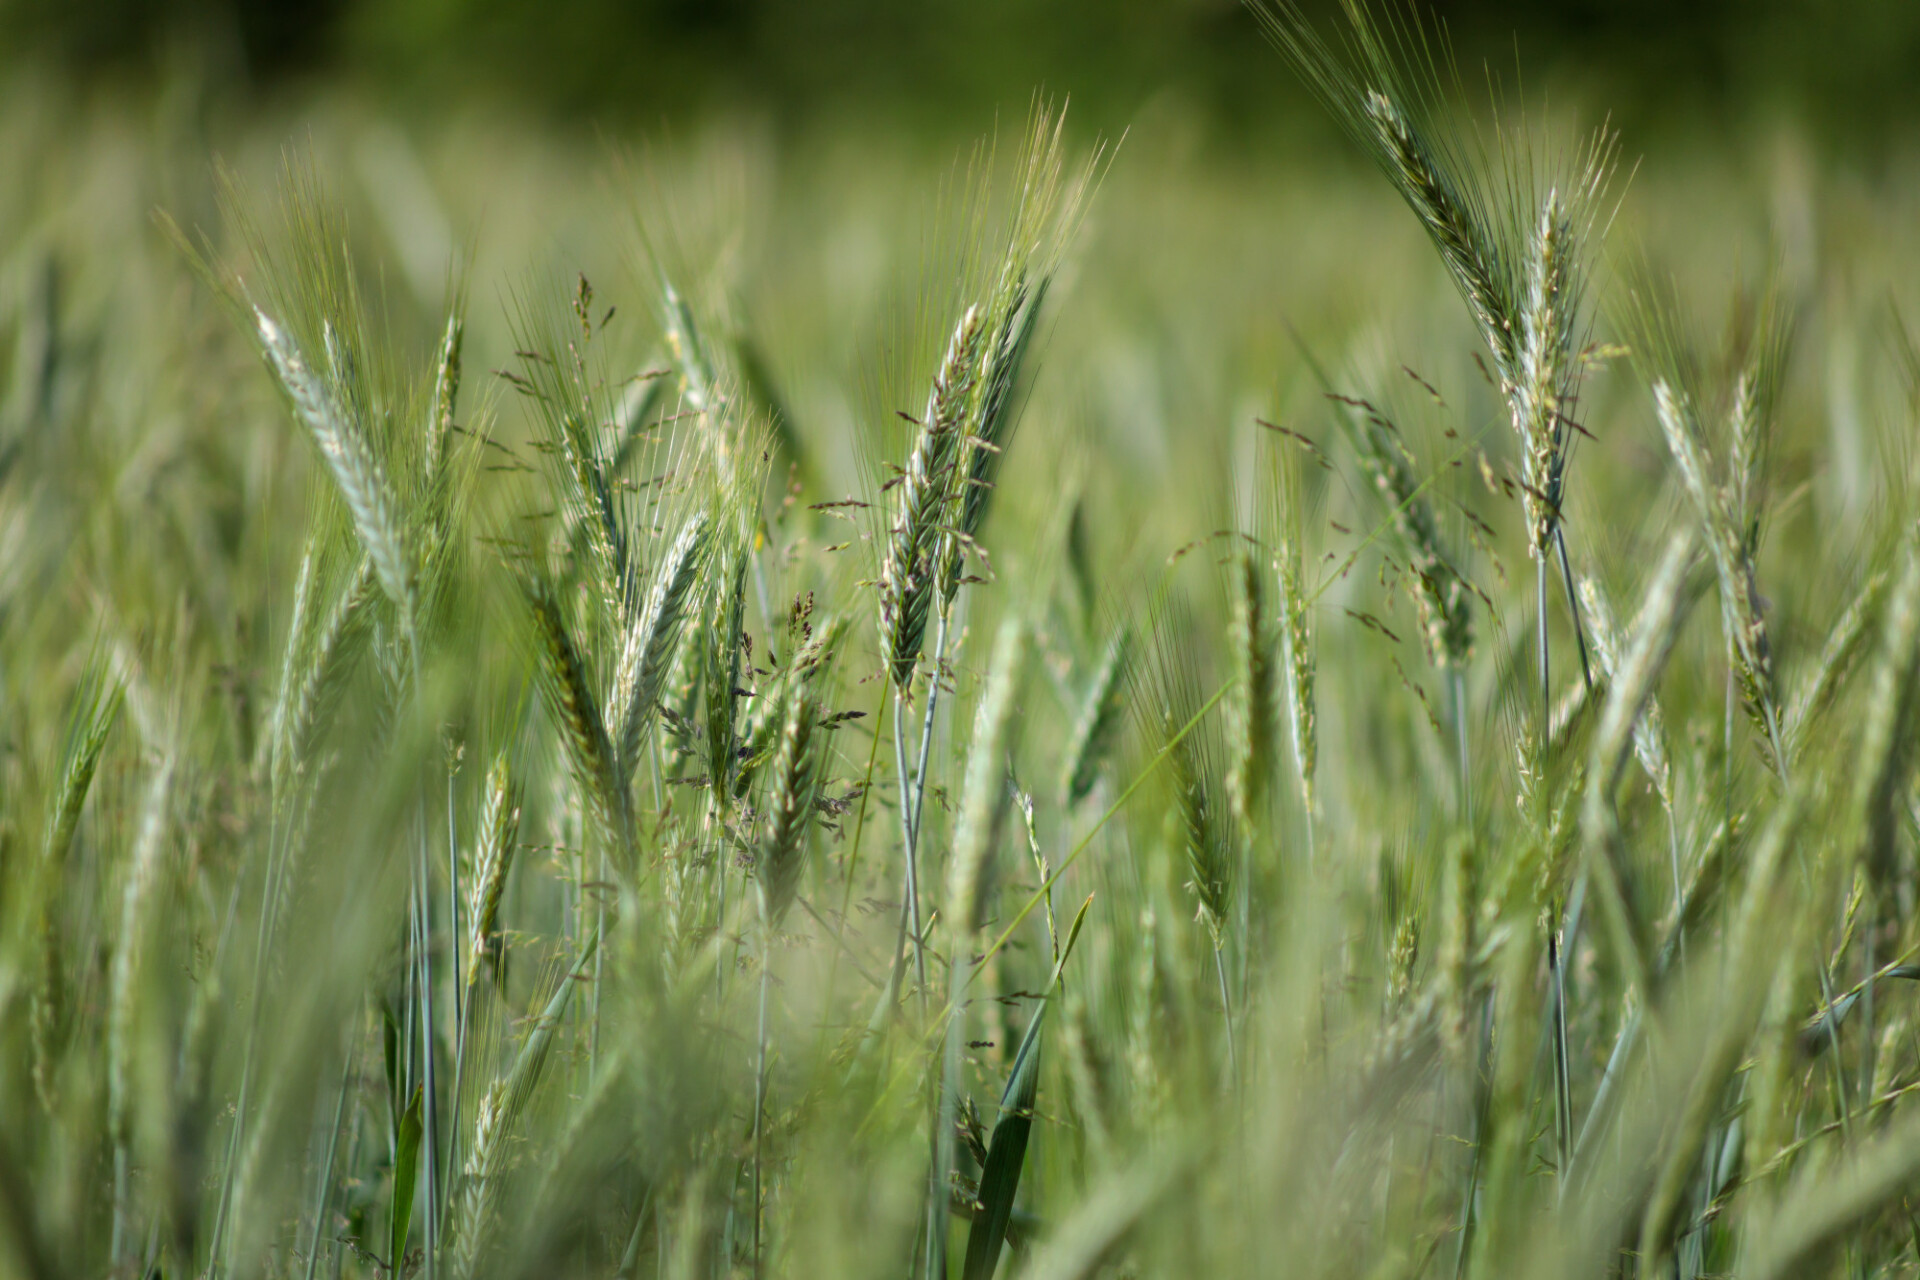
xmin=758 ymin=688 xmax=825 ymax=930
xmin=878 ymin=304 xmax=987 ymax=692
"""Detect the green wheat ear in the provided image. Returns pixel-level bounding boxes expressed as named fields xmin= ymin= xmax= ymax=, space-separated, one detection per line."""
xmin=1061 ymin=625 xmax=1131 ymax=807
xmin=756 ymin=687 xmax=826 ymax=930
xmin=878 ymin=304 xmax=986 ymax=694
xmin=1226 ymin=548 xmax=1280 ymax=829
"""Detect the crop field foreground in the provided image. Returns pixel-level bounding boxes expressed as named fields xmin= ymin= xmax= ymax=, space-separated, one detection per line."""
xmin=9 ymin=6 xmax=1920 ymax=1279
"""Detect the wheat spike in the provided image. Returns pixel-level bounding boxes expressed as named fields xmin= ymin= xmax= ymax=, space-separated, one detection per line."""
xmin=1061 ymin=626 xmax=1131 ymax=806
xmin=255 ymin=308 xmax=416 ymax=626
xmin=466 ymin=755 xmax=523 ymax=991
xmin=756 ymin=689 xmax=824 ymax=930
xmin=878 ymin=305 xmax=986 ymax=692
xmin=1226 ymin=550 xmax=1280 ymax=828
xmin=1276 ymin=525 xmax=1317 ymax=815
xmin=425 ymin=310 xmax=464 ymax=481
xmin=525 ymin=574 xmax=628 ymax=852
xmin=608 ymin=512 xmax=710 ymax=784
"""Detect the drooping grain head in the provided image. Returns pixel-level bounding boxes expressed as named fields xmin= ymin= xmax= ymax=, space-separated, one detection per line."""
xmin=1361 ymin=90 xmax=1516 ymax=380
xmin=523 ymin=573 xmax=628 ymax=855
xmin=256 ymin=308 xmax=417 ymax=628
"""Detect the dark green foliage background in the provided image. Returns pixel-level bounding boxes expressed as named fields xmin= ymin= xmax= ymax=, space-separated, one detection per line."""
xmin=5 ymin=0 xmax=1916 ymax=147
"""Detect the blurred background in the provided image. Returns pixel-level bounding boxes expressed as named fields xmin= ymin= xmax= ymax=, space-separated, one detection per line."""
xmin=1 ymin=0 xmax=1913 ymax=613
xmin=6 ymin=0 xmax=1918 ymax=151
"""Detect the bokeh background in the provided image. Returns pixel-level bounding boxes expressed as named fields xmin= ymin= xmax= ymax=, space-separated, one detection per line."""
xmin=9 ymin=0 xmax=1920 ymax=147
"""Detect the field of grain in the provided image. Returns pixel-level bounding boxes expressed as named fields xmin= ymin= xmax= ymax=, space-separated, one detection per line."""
xmin=7 ymin=6 xmax=1920 ymax=1278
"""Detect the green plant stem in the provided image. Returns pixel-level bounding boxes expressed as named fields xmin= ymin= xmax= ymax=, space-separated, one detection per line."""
xmin=888 ymin=683 xmax=930 ymax=1009
xmin=446 ymin=766 xmax=465 ymax=1195
xmin=413 ymin=805 xmax=441 ymax=1280
xmin=1538 ymin=553 xmax=1575 ymax=1196
xmin=304 ymin=1041 xmax=357 ymax=1280
xmin=1214 ymin=945 xmax=1239 ymax=1088
xmin=929 ymin=952 xmax=968 ymax=1280
xmin=210 ymin=795 xmax=298 ymax=1272
xmin=1554 ymin=525 xmax=1595 ymax=693
xmin=753 ymin=936 xmax=770 ymax=1280
xmin=888 ymin=610 xmax=953 ymax=1010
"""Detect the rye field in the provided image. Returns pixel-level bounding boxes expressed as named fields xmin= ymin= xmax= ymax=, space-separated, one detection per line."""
xmin=7 ymin=5 xmax=1920 ymax=1277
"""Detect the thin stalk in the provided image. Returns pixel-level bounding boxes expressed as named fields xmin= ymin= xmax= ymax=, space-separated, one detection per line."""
xmin=1539 ymin=553 xmax=1575 ymax=1196
xmin=210 ymin=794 xmax=298 ymax=1270
xmin=304 ymin=1042 xmax=357 ymax=1280
xmin=592 ymin=843 xmax=606 ymax=1078
xmin=1861 ymin=923 xmax=1878 ymax=1108
xmin=413 ymin=807 xmax=440 ymax=1280
xmin=888 ymin=688 xmax=929 ymax=1007
xmin=909 ymin=613 xmax=952 ymax=881
xmin=1453 ymin=993 xmax=1492 ymax=1279
xmin=1572 ymin=999 xmax=1638 ymax=1185
xmin=616 ymin=1185 xmax=655 ymax=1279
xmin=1214 ymin=945 xmax=1239 ymax=1087
xmin=1550 ymin=927 xmax=1574 ymax=1187
xmin=446 ymin=767 xmax=464 ymax=1191
xmin=888 ymin=611 xmax=954 ymax=1009
xmin=752 ymin=942 xmax=770 ymax=1280
xmin=929 ymin=955 xmax=968 ymax=1280
xmin=1555 ymin=524 xmax=1596 ymax=692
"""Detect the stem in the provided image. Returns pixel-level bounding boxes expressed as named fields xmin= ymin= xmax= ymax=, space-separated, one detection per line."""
xmin=910 ymin=613 xmax=951 ymax=871
xmin=446 ymin=765 xmax=464 ymax=1198
xmin=1453 ymin=993 xmax=1492 ymax=1280
xmin=888 ymin=688 xmax=929 ymax=1008
xmin=1537 ymin=552 xmax=1575 ymax=1199
xmin=887 ymin=613 xmax=954 ymax=1008
xmin=304 ymin=1042 xmax=357 ymax=1280
xmin=929 ymin=953 xmax=968 ymax=1280
xmin=1550 ymin=927 xmax=1573 ymax=1191
xmin=211 ymin=795 xmax=298 ymax=1271
xmin=592 ymin=844 xmax=606 ymax=1079
xmin=1572 ymin=998 xmax=1639 ymax=1188
xmin=1214 ymin=945 xmax=1239 ymax=1088
xmin=414 ymin=809 xmax=440 ymax=1280
xmin=753 ymin=939 xmax=770 ymax=1280
xmin=1554 ymin=524 xmax=1595 ymax=693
